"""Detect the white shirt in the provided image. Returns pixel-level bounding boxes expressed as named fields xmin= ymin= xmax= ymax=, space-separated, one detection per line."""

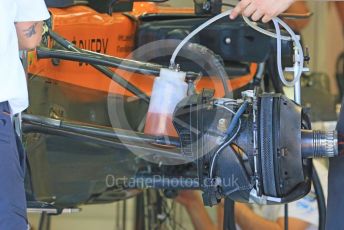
xmin=252 ymin=160 xmax=328 ymax=230
xmin=0 ymin=0 xmax=49 ymax=114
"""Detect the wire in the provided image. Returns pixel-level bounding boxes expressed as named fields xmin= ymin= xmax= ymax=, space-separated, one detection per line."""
xmin=273 ymin=19 xmax=287 ymax=87
xmin=223 ymin=98 xmax=239 ymax=105
xmin=170 ymin=9 xmax=233 ymax=67
xmin=225 ymin=101 xmax=248 ymax=136
xmin=214 ymin=103 xmax=236 ymax=116
xmin=255 ymin=63 xmax=265 ymax=81
xmin=312 ymin=165 xmax=326 ymax=230
xmin=242 ymin=16 xmax=304 ymax=87
xmin=243 ymin=17 xmax=304 ymax=88
xmin=274 ymin=18 xmax=304 ymax=86
xmin=242 ymin=16 xmax=291 ymax=41
xmin=209 ymin=102 xmax=247 ymax=178
xmin=284 ymin=204 xmax=289 ymax=230
xmin=209 ymin=120 xmax=241 ymax=178
xmin=170 ymin=7 xmax=303 ymax=88
xmin=273 ymin=18 xmax=304 ymax=87
xmin=209 ymin=116 xmax=242 ymax=178
xmin=223 ymin=198 xmax=236 ymax=230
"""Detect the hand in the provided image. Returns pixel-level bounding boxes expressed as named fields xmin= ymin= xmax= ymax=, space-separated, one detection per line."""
xmin=230 ymin=0 xmax=296 ymax=23
xmin=177 ymin=191 xmax=217 ymax=230
xmin=175 ymin=190 xmax=199 ymax=208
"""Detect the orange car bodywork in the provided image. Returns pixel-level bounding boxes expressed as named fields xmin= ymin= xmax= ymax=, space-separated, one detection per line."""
xmin=28 ymin=2 xmax=256 ymax=101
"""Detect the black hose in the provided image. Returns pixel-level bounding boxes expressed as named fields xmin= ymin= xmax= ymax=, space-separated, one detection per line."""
xmin=312 ymin=165 xmax=326 ymax=230
xmin=284 ymin=204 xmax=288 ymax=230
xmin=337 ymin=52 xmax=344 ymax=77
xmin=223 ymin=198 xmax=236 ymax=230
xmin=266 ymin=49 xmax=284 ymax=94
xmin=336 ymin=52 xmax=344 ymax=100
xmin=225 ymin=101 xmax=248 ymax=136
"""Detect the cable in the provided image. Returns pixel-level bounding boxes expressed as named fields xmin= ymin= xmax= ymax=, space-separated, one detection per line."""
xmin=224 ymin=101 xmax=239 ymax=106
xmin=273 ymin=19 xmax=287 ymax=87
xmin=242 ymin=16 xmax=291 ymax=41
xmin=312 ymin=165 xmax=326 ymax=230
xmin=223 ymin=198 xmax=236 ymax=230
xmin=170 ymin=8 xmax=303 ymax=88
xmin=335 ymin=52 xmax=344 ymax=99
xmin=242 ymin=16 xmax=305 ymax=87
xmin=209 ymin=115 xmax=242 ymax=178
xmin=273 ymin=18 xmax=304 ymax=87
xmin=243 ymin=16 xmax=304 ymax=87
xmin=209 ymin=102 xmax=247 ymax=178
xmin=209 ymin=120 xmax=241 ymax=178
xmin=225 ymin=101 xmax=248 ymax=136
xmin=170 ymin=9 xmax=233 ymax=67
xmin=255 ymin=63 xmax=265 ymax=81
xmin=284 ymin=204 xmax=289 ymax=230
xmin=214 ymin=103 xmax=236 ymax=116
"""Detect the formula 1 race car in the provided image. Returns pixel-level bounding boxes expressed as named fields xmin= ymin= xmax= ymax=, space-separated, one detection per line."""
xmin=22 ymin=0 xmax=336 ymax=229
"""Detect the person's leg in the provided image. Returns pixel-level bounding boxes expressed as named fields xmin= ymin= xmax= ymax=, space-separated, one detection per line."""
xmin=0 ymin=102 xmax=27 ymax=229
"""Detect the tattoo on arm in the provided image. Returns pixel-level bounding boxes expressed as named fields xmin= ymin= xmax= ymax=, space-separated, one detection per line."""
xmin=23 ymin=22 xmax=38 ymax=38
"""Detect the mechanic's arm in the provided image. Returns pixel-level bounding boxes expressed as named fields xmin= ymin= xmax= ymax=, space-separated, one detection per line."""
xmin=176 ymin=191 xmax=217 ymax=230
xmin=229 ymin=202 xmax=310 ymax=230
xmin=230 ymin=0 xmax=296 ymax=23
xmin=15 ymin=21 xmax=44 ymax=50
